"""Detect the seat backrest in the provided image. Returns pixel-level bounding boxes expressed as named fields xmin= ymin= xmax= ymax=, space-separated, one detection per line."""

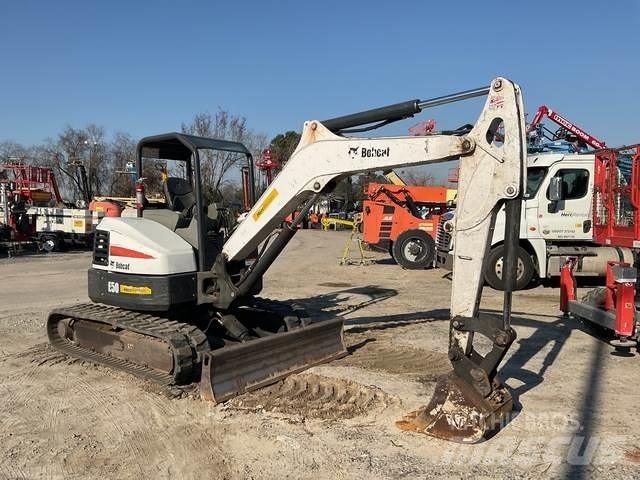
xmin=164 ymin=177 xmax=196 ymax=213
xmin=142 ymin=208 xmax=181 ymax=231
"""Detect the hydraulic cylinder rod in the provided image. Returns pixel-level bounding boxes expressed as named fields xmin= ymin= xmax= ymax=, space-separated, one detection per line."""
xmin=322 ymin=86 xmax=490 ymax=133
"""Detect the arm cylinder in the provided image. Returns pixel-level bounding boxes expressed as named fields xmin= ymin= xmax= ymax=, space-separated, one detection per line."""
xmin=501 ymin=198 xmax=522 ymax=329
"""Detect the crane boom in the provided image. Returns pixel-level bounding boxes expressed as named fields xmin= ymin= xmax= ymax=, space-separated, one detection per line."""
xmin=527 ymin=104 xmax=606 ymax=149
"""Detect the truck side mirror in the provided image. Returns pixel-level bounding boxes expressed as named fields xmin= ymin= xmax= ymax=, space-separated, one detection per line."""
xmin=549 ymin=177 xmax=564 ymax=202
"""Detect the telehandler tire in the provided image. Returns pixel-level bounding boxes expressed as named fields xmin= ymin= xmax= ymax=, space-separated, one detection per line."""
xmin=392 ymin=229 xmax=435 ymax=270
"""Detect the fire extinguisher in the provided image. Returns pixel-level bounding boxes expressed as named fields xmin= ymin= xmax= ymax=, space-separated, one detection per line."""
xmin=135 ymin=178 xmax=146 ymax=218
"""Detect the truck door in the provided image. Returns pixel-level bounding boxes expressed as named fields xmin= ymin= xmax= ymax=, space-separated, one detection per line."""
xmin=540 ymin=166 xmax=593 ymax=241
xmin=523 ymin=166 xmax=547 ymax=237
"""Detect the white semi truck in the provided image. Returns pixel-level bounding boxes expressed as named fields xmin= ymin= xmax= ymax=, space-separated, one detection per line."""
xmin=435 ymin=150 xmax=634 ymax=289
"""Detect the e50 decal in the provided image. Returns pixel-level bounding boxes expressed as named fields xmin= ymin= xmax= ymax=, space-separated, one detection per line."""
xmin=107 ymin=281 xmax=152 ymax=295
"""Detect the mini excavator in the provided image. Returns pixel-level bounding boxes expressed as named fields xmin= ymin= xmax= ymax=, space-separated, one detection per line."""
xmin=48 ymin=77 xmax=526 ymax=443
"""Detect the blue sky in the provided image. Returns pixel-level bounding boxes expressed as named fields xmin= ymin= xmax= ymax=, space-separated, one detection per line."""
xmin=1 ymin=1 xmax=638 ymax=163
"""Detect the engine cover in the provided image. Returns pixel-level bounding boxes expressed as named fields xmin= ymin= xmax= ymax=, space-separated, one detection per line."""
xmin=92 ymin=217 xmax=197 ymax=275
xmin=89 ymin=217 xmax=198 ymax=311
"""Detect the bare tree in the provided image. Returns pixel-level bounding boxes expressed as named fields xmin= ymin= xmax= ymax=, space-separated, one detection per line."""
xmin=109 ymin=132 xmax=137 ymax=197
xmin=0 ymin=141 xmax=28 ymax=163
xmin=50 ymin=125 xmax=111 ymax=203
xmin=1 ymin=111 xmax=267 ymax=204
xmin=181 ymin=109 xmax=267 ymax=201
xmin=85 ymin=124 xmax=109 ymax=197
xmin=401 ymin=168 xmax=436 ymax=186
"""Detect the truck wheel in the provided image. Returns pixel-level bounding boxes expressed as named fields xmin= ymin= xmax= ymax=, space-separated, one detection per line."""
xmin=392 ymin=229 xmax=435 ymax=270
xmin=41 ymin=235 xmax=60 ymax=253
xmin=484 ymin=245 xmax=535 ymax=290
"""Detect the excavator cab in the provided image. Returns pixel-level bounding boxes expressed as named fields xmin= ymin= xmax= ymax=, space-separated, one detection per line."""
xmin=136 ymin=133 xmax=256 ymax=270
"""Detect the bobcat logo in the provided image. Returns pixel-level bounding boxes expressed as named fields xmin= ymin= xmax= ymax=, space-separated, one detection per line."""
xmin=348 ymin=146 xmax=391 ymax=158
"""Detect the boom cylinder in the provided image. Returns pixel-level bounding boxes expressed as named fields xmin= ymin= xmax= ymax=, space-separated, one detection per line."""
xmin=322 ymin=86 xmax=490 ymax=133
xmin=236 ymin=195 xmax=319 ymax=298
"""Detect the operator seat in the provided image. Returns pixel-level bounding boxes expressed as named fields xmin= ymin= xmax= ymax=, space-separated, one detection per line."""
xmin=156 ymin=177 xmax=223 ymax=267
xmin=164 ymin=177 xmax=196 ymax=217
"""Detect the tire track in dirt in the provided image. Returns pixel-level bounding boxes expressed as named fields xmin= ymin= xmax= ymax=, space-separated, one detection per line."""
xmin=0 ymin=463 xmax=28 ymax=480
xmin=72 ymin=376 xmax=226 ymax=478
xmin=13 ymin=340 xmax=225 ymax=476
xmin=40 ymin=371 xmax=70 ymax=480
xmin=72 ymin=377 xmax=149 ymax=478
xmin=1 ymin=346 xmax=53 ymax=430
xmin=336 ymin=325 xmax=452 ymax=380
xmin=337 ymin=341 xmax=452 ymax=378
xmin=230 ymin=373 xmax=397 ymax=419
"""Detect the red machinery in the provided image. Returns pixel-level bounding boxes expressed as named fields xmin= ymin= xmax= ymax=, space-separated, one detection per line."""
xmin=0 ymin=164 xmax=64 ymax=242
xmin=560 ymin=145 xmax=640 ymax=349
xmin=527 ymin=105 xmax=606 ymax=150
xmin=362 ymin=182 xmax=450 ymax=269
xmin=1 ymin=164 xmax=62 ymax=205
xmin=256 ymin=147 xmax=279 ymax=186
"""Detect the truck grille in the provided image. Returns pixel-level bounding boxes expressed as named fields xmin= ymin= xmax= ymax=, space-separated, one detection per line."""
xmin=435 ymin=216 xmax=451 ymax=251
xmin=93 ymin=230 xmax=110 ymax=266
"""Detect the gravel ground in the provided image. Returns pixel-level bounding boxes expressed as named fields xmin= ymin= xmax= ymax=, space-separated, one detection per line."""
xmin=1 ymin=230 xmax=638 ymax=479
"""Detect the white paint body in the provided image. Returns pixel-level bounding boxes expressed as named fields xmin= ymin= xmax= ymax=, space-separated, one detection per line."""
xmin=94 ymin=217 xmax=196 ymax=275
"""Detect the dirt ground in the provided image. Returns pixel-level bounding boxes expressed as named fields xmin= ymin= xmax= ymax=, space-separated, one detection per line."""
xmin=1 ymin=230 xmax=639 ymax=479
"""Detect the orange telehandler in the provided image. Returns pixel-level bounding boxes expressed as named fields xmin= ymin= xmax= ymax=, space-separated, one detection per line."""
xmin=361 ymin=182 xmax=452 ymax=268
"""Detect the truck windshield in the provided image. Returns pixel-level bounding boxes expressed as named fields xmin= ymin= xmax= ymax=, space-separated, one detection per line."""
xmin=525 ymin=167 xmax=547 ymax=199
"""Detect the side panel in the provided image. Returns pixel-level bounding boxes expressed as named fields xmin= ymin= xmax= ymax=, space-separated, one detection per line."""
xmin=362 ymin=183 xmax=445 ymax=246
xmin=88 ymin=269 xmax=197 ymax=311
xmin=362 ymin=201 xmax=393 ymax=245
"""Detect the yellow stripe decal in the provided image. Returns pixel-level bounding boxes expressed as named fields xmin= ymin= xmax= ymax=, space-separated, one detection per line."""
xmin=252 ymin=188 xmax=279 ymax=221
xmin=119 ymin=285 xmax=152 ymax=295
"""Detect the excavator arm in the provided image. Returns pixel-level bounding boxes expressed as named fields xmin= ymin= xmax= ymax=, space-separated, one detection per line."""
xmin=218 ymin=78 xmax=527 ymax=443
xmin=223 ymin=130 xmax=471 ymax=261
xmin=398 ymin=78 xmax=527 ymax=442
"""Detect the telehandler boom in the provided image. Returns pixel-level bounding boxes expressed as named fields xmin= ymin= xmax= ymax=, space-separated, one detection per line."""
xmin=47 ymin=77 xmax=526 ymax=443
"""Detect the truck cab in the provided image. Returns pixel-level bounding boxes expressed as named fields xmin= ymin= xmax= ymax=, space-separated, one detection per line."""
xmin=436 ymin=151 xmax=633 ymax=289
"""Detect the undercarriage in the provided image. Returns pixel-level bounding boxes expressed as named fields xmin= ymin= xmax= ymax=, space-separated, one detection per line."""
xmin=48 ymin=298 xmax=346 ymax=402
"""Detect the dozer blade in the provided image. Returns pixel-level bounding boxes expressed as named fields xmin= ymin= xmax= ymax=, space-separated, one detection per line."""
xmin=200 ymin=317 xmax=346 ymax=403
xmin=396 ymin=372 xmax=513 ymax=444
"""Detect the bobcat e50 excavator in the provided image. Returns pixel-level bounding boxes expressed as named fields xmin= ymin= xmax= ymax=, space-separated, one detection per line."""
xmin=47 ymin=77 xmax=526 ymax=444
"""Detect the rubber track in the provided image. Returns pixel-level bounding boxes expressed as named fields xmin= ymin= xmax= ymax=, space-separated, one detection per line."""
xmin=47 ymin=303 xmax=209 ymax=385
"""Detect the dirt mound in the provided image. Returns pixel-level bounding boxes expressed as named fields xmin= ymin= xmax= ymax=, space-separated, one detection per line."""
xmin=229 ymin=373 xmax=395 ymax=419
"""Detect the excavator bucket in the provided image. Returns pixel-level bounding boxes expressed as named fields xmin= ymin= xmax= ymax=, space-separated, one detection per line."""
xmin=200 ymin=317 xmax=347 ymax=402
xmin=396 ymin=372 xmax=513 ymax=444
